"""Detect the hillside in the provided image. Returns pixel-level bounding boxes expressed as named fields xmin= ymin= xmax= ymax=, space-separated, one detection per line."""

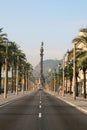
xmin=33 ymin=59 xmax=63 ymax=78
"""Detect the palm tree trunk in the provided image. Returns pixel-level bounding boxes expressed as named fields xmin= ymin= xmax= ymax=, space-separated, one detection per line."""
xmin=65 ymin=77 xmax=67 ymax=93
xmin=11 ymin=66 xmax=14 ymax=93
xmin=83 ymin=70 xmax=86 ymax=98
xmin=70 ymin=79 xmax=72 ymax=94
xmin=0 ymin=64 xmax=2 ymax=94
xmin=76 ymin=76 xmax=78 ymax=96
xmin=14 ymin=67 xmax=16 ymax=92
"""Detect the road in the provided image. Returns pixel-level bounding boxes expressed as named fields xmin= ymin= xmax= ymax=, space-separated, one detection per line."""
xmin=0 ymin=90 xmax=87 ymax=130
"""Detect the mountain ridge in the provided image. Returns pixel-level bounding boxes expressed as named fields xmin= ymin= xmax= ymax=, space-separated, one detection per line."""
xmin=33 ymin=59 xmax=63 ymax=78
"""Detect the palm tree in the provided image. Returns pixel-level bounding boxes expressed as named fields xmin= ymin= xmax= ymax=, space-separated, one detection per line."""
xmin=0 ymin=28 xmax=7 ymax=94
xmin=6 ymin=41 xmax=27 ymax=93
xmin=78 ymin=55 xmax=87 ymax=98
xmin=68 ymin=61 xmax=73 ymax=94
xmin=17 ymin=50 xmax=27 ymax=93
xmin=72 ymin=28 xmax=87 ymax=98
xmin=25 ymin=62 xmax=33 ymax=91
xmin=66 ymin=50 xmax=73 ymax=94
xmin=0 ymin=28 xmax=7 ymax=43
xmin=8 ymin=42 xmax=19 ymax=93
xmin=64 ymin=65 xmax=68 ymax=93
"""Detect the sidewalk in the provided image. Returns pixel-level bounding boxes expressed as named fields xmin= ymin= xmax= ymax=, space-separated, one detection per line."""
xmin=46 ymin=90 xmax=87 ymax=114
xmin=0 ymin=91 xmax=33 ymax=107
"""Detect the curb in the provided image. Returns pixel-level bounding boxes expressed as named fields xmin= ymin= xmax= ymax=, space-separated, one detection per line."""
xmin=0 ymin=94 xmax=26 ymax=107
xmin=56 ymin=96 xmax=87 ymax=114
xmin=0 ymin=92 xmax=31 ymax=107
xmin=0 ymin=90 xmax=36 ymax=107
xmin=45 ymin=90 xmax=87 ymax=115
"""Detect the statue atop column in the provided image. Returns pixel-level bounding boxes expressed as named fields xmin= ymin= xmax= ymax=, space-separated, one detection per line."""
xmin=40 ymin=42 xmax=44 ymax=88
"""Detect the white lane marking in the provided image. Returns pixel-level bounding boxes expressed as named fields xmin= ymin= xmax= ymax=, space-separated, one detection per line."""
xmin=40 ymin=101 xmax=41 ymax=104
xmin=39 ymin=105 xmax=42 ymax=109
xmin=39 ymin=113 xmax=42 ymax=118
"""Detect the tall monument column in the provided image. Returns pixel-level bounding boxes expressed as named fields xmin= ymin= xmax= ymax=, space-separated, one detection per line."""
xmin=40 ymin=42 xmax=44 ymax=87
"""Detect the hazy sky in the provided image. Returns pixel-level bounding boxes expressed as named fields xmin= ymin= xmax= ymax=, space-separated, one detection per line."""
xmin=0 ymin=0 xmax=87 ymax=67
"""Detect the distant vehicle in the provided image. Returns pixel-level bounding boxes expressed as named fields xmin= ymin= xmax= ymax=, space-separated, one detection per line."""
xmin=39 ymin=87 xmax=43 ymax=91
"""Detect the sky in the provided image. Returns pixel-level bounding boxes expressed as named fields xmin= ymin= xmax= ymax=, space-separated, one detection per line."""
xmin=0 ymin=0 xmax=87 ymax=67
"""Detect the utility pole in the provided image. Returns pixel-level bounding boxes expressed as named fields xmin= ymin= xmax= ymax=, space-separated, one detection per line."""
xmin=40 ymin=42 xmax=44 ymax=88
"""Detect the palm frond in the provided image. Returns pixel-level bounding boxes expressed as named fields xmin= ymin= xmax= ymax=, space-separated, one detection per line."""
xmin=80 ymin=28 xmax=87 ymax=33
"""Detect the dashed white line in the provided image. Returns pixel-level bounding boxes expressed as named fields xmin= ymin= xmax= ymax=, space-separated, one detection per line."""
xmin=39 ymin=105 xmax=42 ymax=108
xmin=39 ymin=113 xmax=42 ymax=118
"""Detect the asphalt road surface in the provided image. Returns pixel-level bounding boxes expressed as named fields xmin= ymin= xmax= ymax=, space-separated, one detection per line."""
xmin=0 ymin=89 xmax=87 ymax=130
